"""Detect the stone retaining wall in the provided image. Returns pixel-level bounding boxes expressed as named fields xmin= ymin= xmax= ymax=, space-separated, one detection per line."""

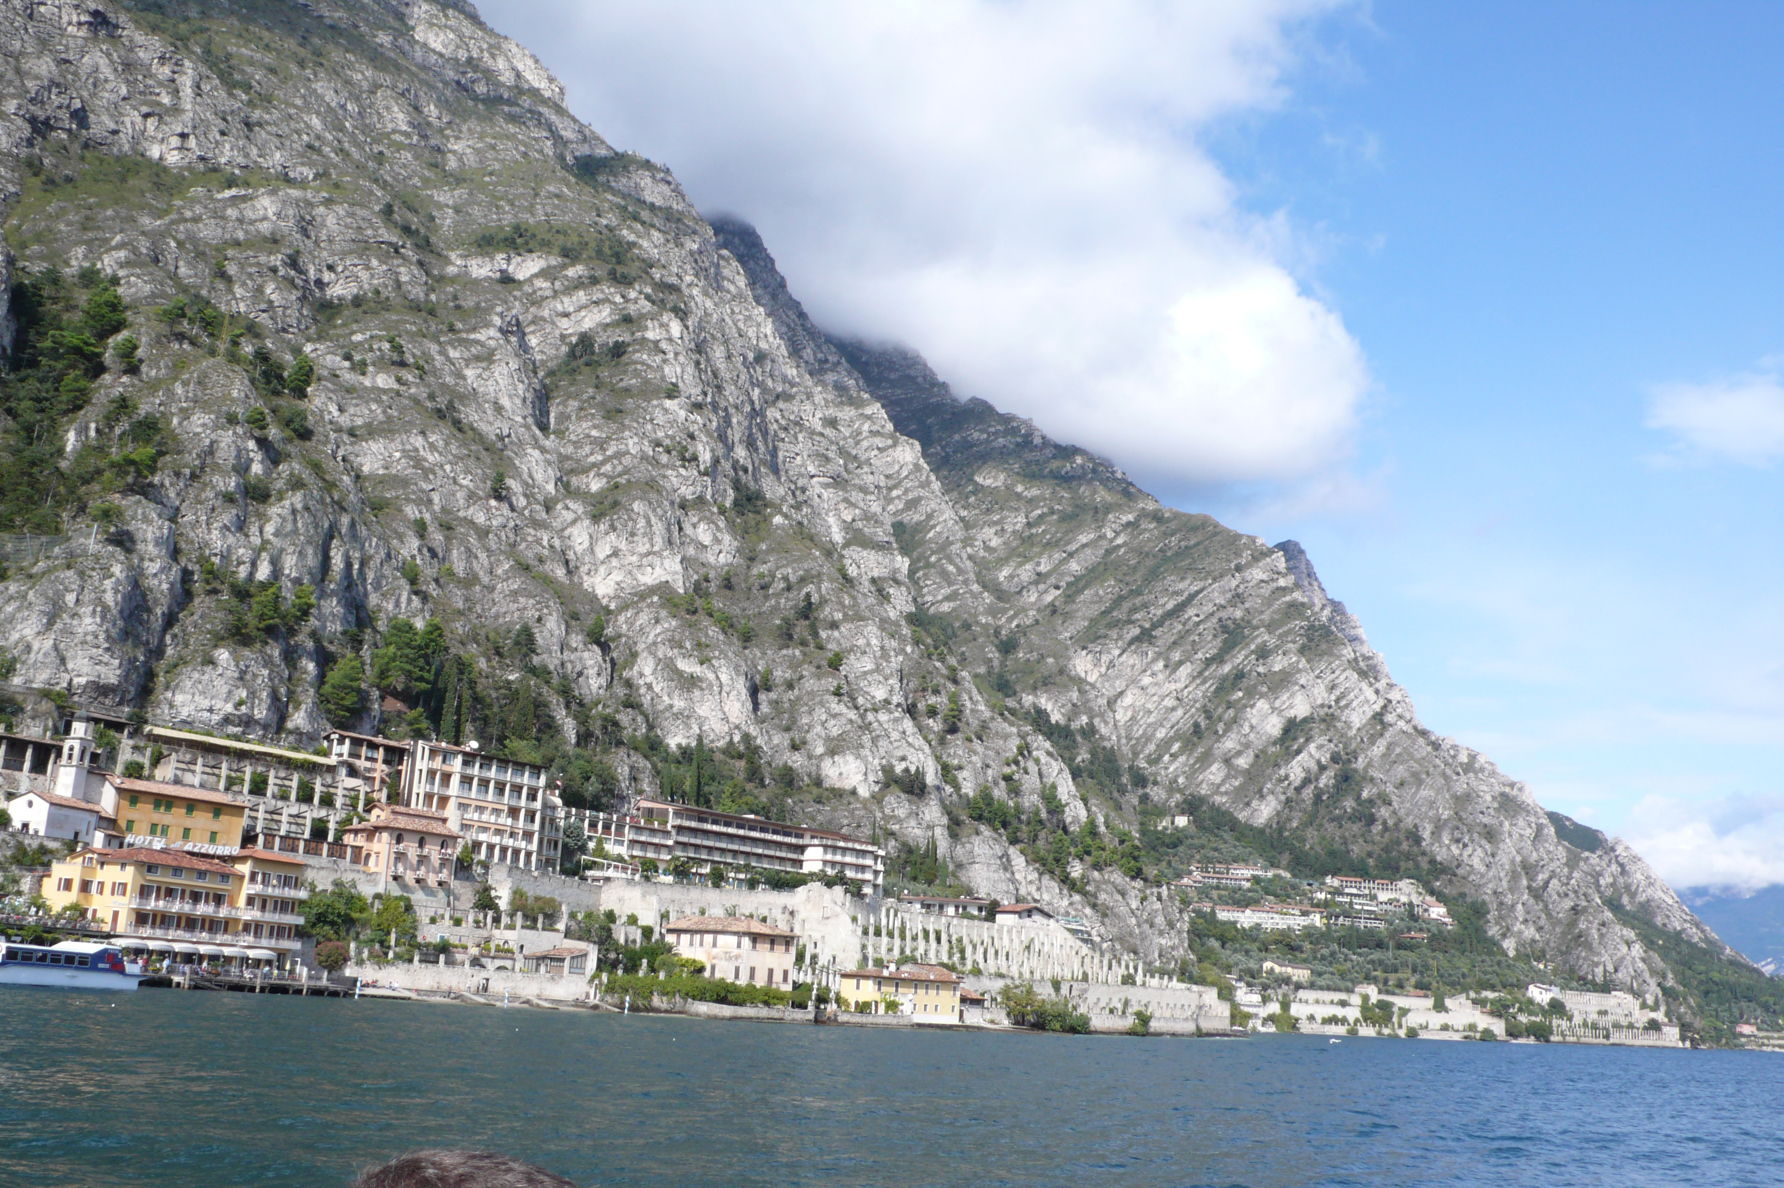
xmin=342 ymin=961 xmax=591 ymax=1002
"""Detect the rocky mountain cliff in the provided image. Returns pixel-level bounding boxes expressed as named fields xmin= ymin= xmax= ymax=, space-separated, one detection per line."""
xmin=0 ymin=0 xmax=1745 ymax=1003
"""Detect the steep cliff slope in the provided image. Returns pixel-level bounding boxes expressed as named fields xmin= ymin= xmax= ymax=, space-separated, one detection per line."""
xmin=0 ymin=0 xmax=1749 ymax=1007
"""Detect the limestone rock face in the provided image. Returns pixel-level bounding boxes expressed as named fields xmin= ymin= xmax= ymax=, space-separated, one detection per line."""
xmin=0 ymin=0 xmax=1734 ymax=996
xmin=825 ymin=332 xmax=1729 ymax=996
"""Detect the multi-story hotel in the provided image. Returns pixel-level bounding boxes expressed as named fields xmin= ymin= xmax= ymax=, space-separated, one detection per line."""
xmin=324 ymin=732 xmax=564 ymax=871
xmin=586 ymin=799 xmax=883 ymax=894
xmin=107 ymin=777 xmax=249 ymax=850
xmin=397 ymin=739 xmax=561 ymax=872
xmin=43 ymin=845 xmax=309 ymax=966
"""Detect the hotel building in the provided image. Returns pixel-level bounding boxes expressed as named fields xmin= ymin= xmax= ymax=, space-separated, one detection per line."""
xmin=624 ymin=799 xmax=883 ymax=894
xmin=42 ymin=845 xmax=309 ymax=966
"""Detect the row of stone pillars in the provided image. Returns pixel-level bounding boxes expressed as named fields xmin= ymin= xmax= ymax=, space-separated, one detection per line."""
xmin=116 ymin=735 xmax=376 ymax=843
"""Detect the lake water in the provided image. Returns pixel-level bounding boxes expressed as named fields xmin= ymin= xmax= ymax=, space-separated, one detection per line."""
xmin=0 ymin=989 xmax=1779 ymax=1187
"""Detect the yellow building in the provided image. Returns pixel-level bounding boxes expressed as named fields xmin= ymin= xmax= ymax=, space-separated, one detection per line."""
xmin=43 ymin=845 xmax=308 ymax=965
xmin=104 ymin=777 xmax=248 ymax=849
xmin=838 ymin=963 xmax=962 ymax=1019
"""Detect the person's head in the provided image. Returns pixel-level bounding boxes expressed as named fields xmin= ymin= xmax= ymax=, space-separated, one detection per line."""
xmin=351 ymin=1149 xmax=578 ymax=1188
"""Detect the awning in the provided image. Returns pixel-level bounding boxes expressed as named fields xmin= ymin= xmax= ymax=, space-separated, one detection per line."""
xmin=245 ymin=948 xmax=280 ymax=961
xmin=113 ymin=937 xmax=150 ymax=948
xmin=222 ymin=947 xmax=251 ymax=958
xmin=198 ymin=945 xmax=226 ymax=957
xmin=146 ymin=940 xmax=174 ymax=951
xmin=172 ymin=943 xmax=200 ymax=954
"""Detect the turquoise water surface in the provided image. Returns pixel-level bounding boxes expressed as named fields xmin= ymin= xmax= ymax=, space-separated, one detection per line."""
xmin=0 ymin=988 xmax=1778 ymax=1187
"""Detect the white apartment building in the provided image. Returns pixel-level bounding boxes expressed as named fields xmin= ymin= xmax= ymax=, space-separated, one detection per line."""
xmin=632 ymin=799 xmax=883 ymax=894
xmin=399 ymin=740 xmax=562 ymax=872
xmin=578 ymin=808 xmax=675 ymax=869
xmin=1325 ymin=875 xmax=1425 ymax=904
xmin=1211 ymin=904 xmax=1324 ymax=933
xmin=899 ymin=893 xmax=992 ymax=918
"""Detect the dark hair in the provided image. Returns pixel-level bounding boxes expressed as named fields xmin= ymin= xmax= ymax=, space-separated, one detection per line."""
xmin=351 ymin=1149 xmax=579 ymax=1188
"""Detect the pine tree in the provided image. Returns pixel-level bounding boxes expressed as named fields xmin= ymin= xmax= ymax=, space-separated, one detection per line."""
xmin=318 ymin=655 xmax=364 ymax=725
xmin=942 ymin=689 xmax=962 ymax=734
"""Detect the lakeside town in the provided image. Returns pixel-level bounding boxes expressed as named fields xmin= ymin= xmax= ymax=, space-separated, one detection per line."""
xmin=0 ymin=710 xmax=1698 ymax=1046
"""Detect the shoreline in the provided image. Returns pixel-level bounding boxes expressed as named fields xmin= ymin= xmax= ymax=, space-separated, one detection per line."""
xmin=150 ymin=974 xmax=1697 ymax=1049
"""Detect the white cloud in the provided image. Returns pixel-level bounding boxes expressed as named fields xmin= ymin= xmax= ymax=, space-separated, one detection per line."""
xmin=1646 ymin=368 xmax=1784 ymax=465
xmin=478 ymin=0 xmax=1369 ymax=495
xmin=1623 ymin=793 xmax=1784 ymax=892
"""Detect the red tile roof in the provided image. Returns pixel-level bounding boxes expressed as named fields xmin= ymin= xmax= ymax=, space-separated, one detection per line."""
xmin=231 ymin=848 xmax=307 ymax=865
xmin=92 ymin=846 xmax=242 ymax=876
xmin=342 ymin=809 xmax=460 ymax=839
xmin=109 ymin=777 xmax=245 ymax=808
xmin=11 ymin=791 xmax=104 ymax=812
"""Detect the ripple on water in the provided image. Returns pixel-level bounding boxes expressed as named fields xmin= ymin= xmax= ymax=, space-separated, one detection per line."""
xmin=0 ymin=993 xmax=1780 ymax=1187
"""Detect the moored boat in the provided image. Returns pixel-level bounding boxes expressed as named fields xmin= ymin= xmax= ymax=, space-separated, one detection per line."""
xmin=0 ymin=940 xmax=147 ymax=991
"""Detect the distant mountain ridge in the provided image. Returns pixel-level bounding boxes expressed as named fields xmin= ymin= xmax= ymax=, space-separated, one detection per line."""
xmin=1680 ymin=885 xmax=1784 ymax=976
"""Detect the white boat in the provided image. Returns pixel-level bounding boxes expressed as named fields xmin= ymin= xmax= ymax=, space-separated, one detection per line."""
xmin=0 ymin=939 xmax=147 ymax=991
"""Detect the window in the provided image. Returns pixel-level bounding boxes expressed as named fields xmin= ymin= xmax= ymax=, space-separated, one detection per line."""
xmin=145 ymin=865 xmax=160 ymax=875
xmin=218 ymin=874 xmax=230 ymax=885
xmin=196 ymin=871 xmax=209 ymax=882
xmin=112 ymin=882 xmax=127 ymax=896
xmin=209 ymin=832 xmax=218 ymax=843
xmin=181 ymin=828 xmax=191 ymax=841
xmin=56 ymin=878 xmax=72 ymax=892
xmin=212 ymin=806 xmax=222 ymax=820
xmin=128 ymin=794 xmax=139 ymax=808
xmin=185 ymin=803 xmax=195 ymax=816
xmin=79 ymin=879 xmax=93 ymax=894
xmin=124 ymin=820 xmax=135 ymax=833
xmin=170 ymin=869 xmax=184 ymax=880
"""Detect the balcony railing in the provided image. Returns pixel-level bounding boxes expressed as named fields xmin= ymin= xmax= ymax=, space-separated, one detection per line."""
xmin=129 ymin=898 xmax=301 ymax=922
xmin=123 ymin=922 xmax=302 ymax=949
xmin=246 ymin=881 xmax=310 ymax=899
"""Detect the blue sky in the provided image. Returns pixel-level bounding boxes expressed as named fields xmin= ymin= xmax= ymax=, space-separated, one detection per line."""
xmin=482 ymin=1 xmax=1784 ymax=889
xmin=1210 ymin=3 xmax=1784 ymax=888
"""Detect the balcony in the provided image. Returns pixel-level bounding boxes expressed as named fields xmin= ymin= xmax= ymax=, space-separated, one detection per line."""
xmin=122 ymin=922 xmax=302 ymax=950
xmin=236 ymin=904 xmax=304 ymax=924
xmin=246 ymin=881 xmax=310 ymax=899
